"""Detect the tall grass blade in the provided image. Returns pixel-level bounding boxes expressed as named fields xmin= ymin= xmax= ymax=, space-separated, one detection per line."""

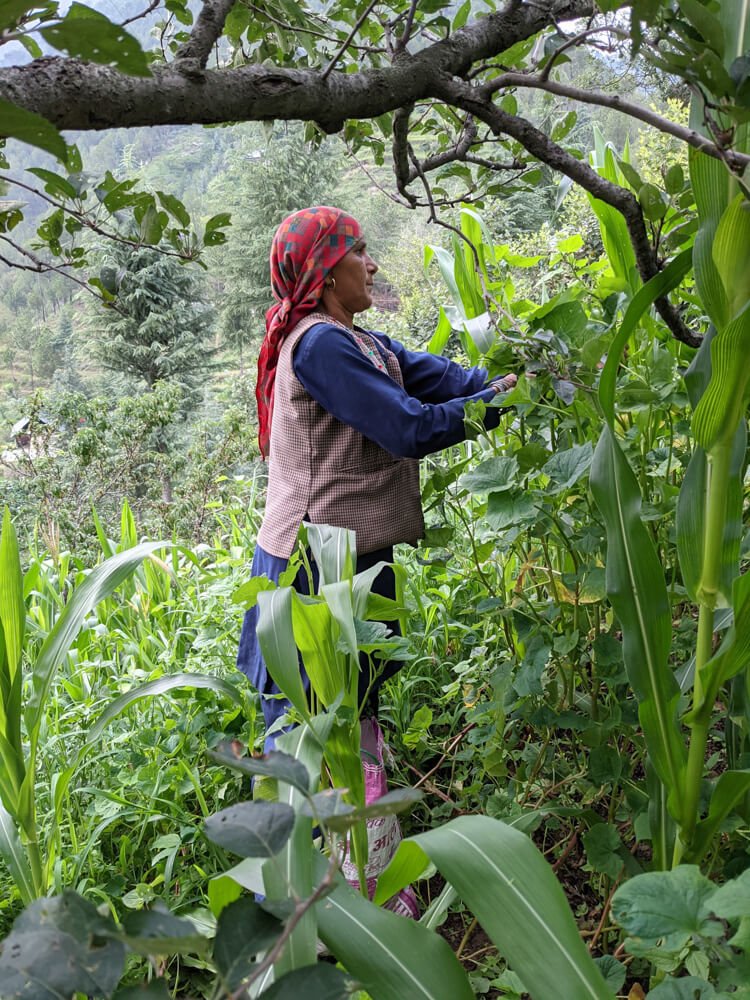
xmin=24 ymin=542 xmax=169 ymax=740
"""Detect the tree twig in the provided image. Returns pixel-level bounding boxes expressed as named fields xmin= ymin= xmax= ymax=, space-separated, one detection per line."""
xmin=321 ymin=0 xmax=381 ymax=81
xmin=175 ymin=0 xmax=236 ymax=68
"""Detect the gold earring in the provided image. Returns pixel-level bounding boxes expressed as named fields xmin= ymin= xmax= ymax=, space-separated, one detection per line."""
xmin=328 ymin=277 xmax=336 ymax=290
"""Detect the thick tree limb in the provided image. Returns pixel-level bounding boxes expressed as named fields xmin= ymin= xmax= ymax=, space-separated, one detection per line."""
xmin=0 ymin=0 xmax=593 ymax=130
xmin=435 ymin=74 xmax=701 ymax=347
xmin=175 ymin=0 xmax=236 ymax=68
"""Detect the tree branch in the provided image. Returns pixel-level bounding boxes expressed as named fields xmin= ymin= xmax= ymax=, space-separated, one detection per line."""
xmin=0 ymin=0 xmax=594 ymax=130
xmin=435 ymin=75 xmax=701 ymax=347
xmin=393 ymin=105 xmax=417 ymax=206
xmin=0 ymin=235 xmax=124 ymax=311
xmin=405 ymin=115 xmax=478 ymax=183
xmin=174 ymin=0 xmax=236 ymax=68
xmin=321 ymin=0 xmax=381 ymax=81
xmin=481 ymin=72 xmax=750 ymax=173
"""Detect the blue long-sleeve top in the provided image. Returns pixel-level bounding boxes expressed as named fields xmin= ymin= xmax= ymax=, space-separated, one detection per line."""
xmin=292 ymin=323 xmax=503 ymax=460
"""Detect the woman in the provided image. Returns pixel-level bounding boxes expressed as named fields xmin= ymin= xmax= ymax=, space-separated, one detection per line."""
xmin=237 ymin=205 xmax=516 ymax=743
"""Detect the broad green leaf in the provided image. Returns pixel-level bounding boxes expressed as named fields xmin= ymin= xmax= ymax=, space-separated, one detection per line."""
xmin=401 ymin=817 xmax=614 ymax=1000
xmin=689 ymin=567 xmax=750 ymax=720
xmin=291 ymin=594 xmax=343 ymax=708
xmin=647 ymin=978 xmax=722 ymax=999
xmin=679 ymin=0 xmax=725 ymax=56
xmin=689 ymin=150 xmax=730 ymax=330
xmin=118 ymin=905 xmax=208 ymax=956
xmin=322 ymin=580 xmax=359 ymax=664
xmin=0 ymin=98 xmax=67 ymax=160
xmin=41 ymin=5 xmax=151 ymax=77
xmin=156 ymin=190 xmax=190 ymax=228
xmin=207 ymin=743 xmax=311 ymax=796
xmin=257 ymin=587 xmax=311 ymax=724
xmin=0 ymin=510 xmax=24 ymax=760
xmin=259 ymin=964 xmax=357 ymax=999
xmin=0 ymin=892 xmax=126 ymax=999
xmin=591 ymin=427 xmax=685 ymax=804
xmin=686 ymin=770 xmax=750 ymax=863
xmin=0 ymin=801 xmax=35 ymax=905
xmin=612 ymin=865 xmax=718 ymax=951
xmin=305 ymin=522 xmax=355 ymax=586
xmin=26 ymin=167 xmax=78 ymax=201
xmin=315 ymin=862 xmax=475 ymax=1000
xmin=541 ymin=442 xmax=593 ymax=493
xmin=583 ymin=823 xmax=624 ymax=880
xmin=373 ymin=840 xmax=432 ymax=906
xmin=324 ymin=788 xmax=422 ymax=832
xmin=427 ymin=305 xmax=452 ymax=355
xmin=203 ymin=801 xmax=295 ymax=858
xmin=0 ymin=1 xmax=42 ymax=31
xmin=459 ymin=456 xmax=518 ymax=494
xmin=261 ymin=722 xmax=321 ymax=978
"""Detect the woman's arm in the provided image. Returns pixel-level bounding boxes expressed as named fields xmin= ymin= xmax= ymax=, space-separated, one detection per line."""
xmin=367 ymin=330 xmax=495 ymax=403
xmin=293 ymin=323 xmax=502 ymax=460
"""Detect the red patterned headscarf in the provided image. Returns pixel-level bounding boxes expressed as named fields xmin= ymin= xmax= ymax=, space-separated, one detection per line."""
xmin=256 ymin=206 xmax=362 ymax=459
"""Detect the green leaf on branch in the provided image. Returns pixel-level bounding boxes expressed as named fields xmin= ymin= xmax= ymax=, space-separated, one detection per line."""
xmin=324 ymin=788 xmax=423 ymax=832
xmin=208 ymin=742 xmax=312 ymax=795
xmin=204 ymin=801 xmax=296 ymax=858
xmin=214 ymin=898 xmax=283 ymax=991
xmin=0 ymin=98 xmax=67 ymax=161
xmin=0 ymin=892 xmax=126 ymax=999
xmin=541 ymin=442 xmax=593 ymax=493
xmin=118 ymin=904 xmax=208 ymax=956
xmin=459 ymin=456 xmax=518 ymax=494
xmin=41 ymin=4 xmax=151 ymax=77
xmin=583 ymin=823 xmax=624 ymax=880
xmin=259 ymin=964 xmax=358 ymax=999
xmin=612 ymin=865 xmax=720 ymax=951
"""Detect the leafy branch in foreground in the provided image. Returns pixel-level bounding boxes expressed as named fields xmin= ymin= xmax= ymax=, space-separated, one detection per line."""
xmin=1 ymin=0 xmax=749 ymax=342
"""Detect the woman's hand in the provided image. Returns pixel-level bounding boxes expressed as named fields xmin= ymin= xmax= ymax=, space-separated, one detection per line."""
xmin=493 ymin=373 xmax=518 ymax=392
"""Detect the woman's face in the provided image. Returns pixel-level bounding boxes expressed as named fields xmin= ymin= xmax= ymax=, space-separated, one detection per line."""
xmin=327 ymin=239 xmax=378 ymax=315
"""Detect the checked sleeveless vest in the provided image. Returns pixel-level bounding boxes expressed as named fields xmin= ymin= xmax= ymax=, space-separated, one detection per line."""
xmin=257 ymin=314 xmax=424 ymax=559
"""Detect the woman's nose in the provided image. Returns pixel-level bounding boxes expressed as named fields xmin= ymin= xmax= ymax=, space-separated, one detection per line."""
xmin=366 ymin=254 xmax=378 ymax=274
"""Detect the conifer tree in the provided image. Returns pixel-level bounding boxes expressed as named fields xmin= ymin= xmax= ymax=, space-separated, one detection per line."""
xmin=93 ymin=244 xmax=216 ymax=409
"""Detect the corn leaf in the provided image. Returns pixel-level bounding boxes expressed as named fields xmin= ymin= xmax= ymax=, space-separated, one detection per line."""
xmin=256 ymin=587 xmax=311 ymax=724
xmin=692 ymin=304 xmax=750 ymax=452
xmin=314 ymin=860 xmax=476 ymax=1000
xmin=401 ymin=817 xmax=614 ymax=1000
xmin=677 ymin=329 xmax=746 ymax=606
xmin=0 ymin=800 xmax=35 ymax=905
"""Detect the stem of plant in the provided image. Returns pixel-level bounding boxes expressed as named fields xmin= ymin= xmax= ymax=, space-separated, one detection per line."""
xmin=677 ymin=443 xmax=731 ymax=862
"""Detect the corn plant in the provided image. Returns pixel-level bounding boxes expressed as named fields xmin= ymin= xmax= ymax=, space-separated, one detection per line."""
xmin=236 ymin=522 xmax=412 ymax=894
xmin=0 ymin=507 xmax=243 ymax=902
xmin=588 ymin=0 xmax=750 ymax=869
xmin=0 ymin=731 xmax=618 ymax=999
